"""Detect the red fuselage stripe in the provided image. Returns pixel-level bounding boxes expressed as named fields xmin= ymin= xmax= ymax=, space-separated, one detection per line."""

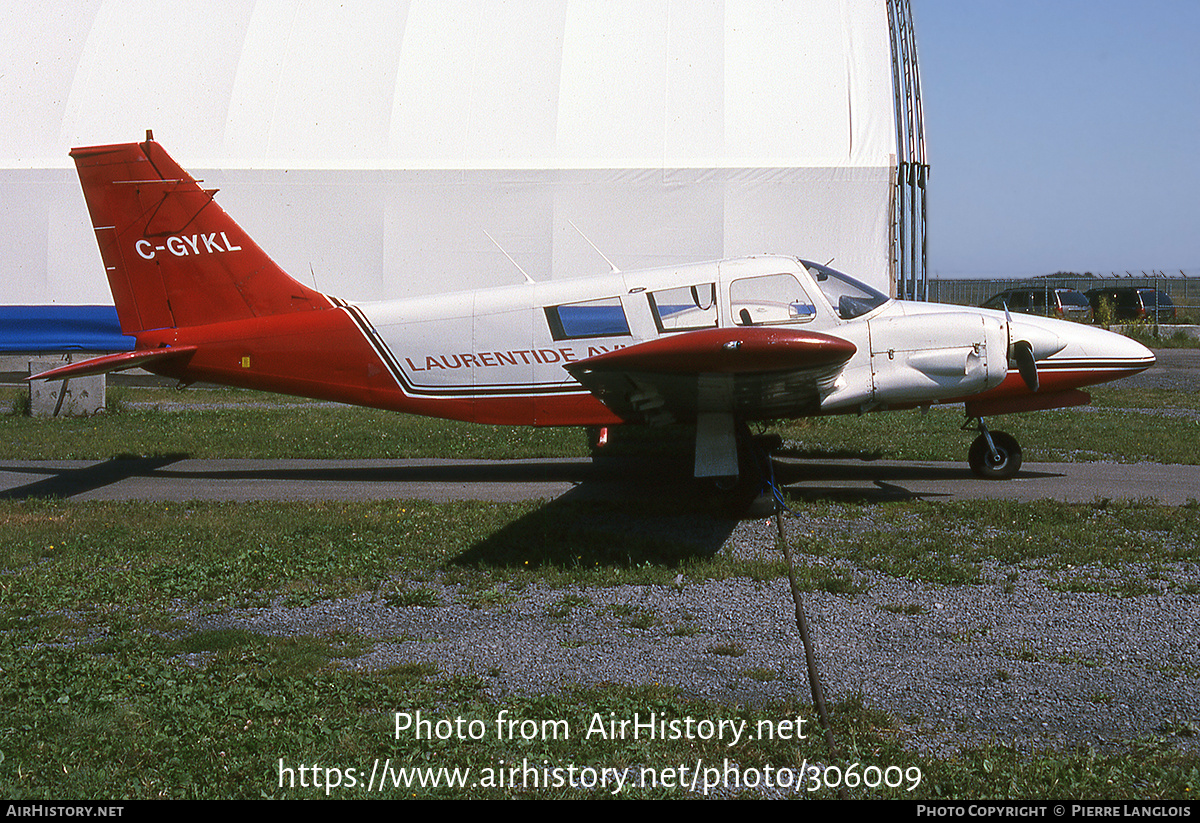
xmin=140 ymin=307 xmax=621 ymax=426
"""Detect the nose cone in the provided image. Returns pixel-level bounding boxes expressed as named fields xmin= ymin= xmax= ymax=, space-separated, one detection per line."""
xmin=1073 ymin=323 xmax=1155 ymax=367
xmin=1044 ymin=322 xmax=1156 ymax=387
xmin=1108 ymin=330 xmax=1156 ymax=369
xmin=1005 ymin=313 xmax=1154 ymax=368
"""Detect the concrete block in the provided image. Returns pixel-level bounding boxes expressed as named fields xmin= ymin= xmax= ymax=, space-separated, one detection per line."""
xmin=28 ymin=359 xmax=106 ymax=417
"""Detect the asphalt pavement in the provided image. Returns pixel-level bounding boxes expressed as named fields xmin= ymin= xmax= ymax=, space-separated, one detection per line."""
xmin=1 ymin=454 xmax=1196 ymax=505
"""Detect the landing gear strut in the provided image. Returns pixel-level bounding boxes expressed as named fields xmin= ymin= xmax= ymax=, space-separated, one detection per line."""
xmin=707 ymin=422 xmax=783 ymax=517
xmin=964 ymin=419 xmax=1022 ymax=480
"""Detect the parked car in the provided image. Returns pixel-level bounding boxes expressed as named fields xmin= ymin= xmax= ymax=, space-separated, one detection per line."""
xmin=981 ymin=287 xmax=1093 ymax=322
xmin=1085 ymin=288 xmax=1176 ymax=323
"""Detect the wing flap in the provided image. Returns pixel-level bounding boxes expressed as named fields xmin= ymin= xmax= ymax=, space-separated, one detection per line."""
xmin=564 ymin=327 xmax=855 ymax=424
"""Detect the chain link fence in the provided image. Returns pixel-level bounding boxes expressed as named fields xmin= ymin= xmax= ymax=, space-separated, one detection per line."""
xmin=926 ymin=272 xmax=1198 ymax=323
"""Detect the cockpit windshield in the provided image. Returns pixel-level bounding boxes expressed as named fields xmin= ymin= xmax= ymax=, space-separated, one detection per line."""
xmin=802 ymin=260 xmax=890 ymax=320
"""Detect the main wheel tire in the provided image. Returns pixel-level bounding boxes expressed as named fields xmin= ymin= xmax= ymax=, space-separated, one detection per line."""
xmin=968 ymin=431 xmax=1022 ymax=480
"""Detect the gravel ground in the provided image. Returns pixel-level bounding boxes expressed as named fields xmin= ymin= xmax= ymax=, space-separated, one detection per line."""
xmin=188 ymin=514 xmax=1200 ymax=758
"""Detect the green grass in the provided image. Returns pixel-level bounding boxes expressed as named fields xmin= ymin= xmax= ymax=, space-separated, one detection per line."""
xmin=2 ymin=498 xmax=1196 ymax=622
xmin=0 ymin=497 xmax=762 ymax=624
xmin=0 ymin=387 xmax=589 ymax=460
xmin=782 ymin=497 xmax=1200 ymax=587
xmin=1089 ymin=387 xmax=1200 ymax=410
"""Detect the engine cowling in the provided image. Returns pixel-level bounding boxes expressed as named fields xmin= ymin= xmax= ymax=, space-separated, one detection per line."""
xmin=867 ymin=312 xmax=1009 ymax=405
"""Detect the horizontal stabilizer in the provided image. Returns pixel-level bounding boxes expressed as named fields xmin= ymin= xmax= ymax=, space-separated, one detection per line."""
xmin=27 ymin=346 xmax=198 ymax=381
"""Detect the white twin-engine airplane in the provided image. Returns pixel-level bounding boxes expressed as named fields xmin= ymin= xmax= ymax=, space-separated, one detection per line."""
xmin=40 ymin=135 xmax=1154 ymax=483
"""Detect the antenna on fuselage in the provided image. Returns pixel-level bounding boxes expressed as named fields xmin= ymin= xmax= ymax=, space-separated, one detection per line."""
xmin=567 ymin=219 xmax=620 ymax=274
xmin=482 ymin=229 xmax=536 ymax=284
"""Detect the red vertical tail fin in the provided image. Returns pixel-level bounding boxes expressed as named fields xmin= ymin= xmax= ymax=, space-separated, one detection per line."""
xmin=71 ymin=135 xmax=330 ymax=335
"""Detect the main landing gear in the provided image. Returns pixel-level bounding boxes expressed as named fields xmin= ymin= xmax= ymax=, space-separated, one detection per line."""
xmin=728 ymin=427 xmax=784 ymax=517
xmin=964 ymin=418 xmax=1022 ymax=480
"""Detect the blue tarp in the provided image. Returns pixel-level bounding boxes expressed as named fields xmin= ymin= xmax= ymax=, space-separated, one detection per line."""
xmin=0 ymin=306 xmax=132 ymax=352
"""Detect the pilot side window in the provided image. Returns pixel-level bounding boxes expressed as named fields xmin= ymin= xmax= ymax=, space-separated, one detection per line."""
xmin=544 ymin=297 xmax=631 ymax=341
xmin=647 ymin=284 xmax=719 ymax=332
xmin=730 ymin=273 xmax=816 ymax=325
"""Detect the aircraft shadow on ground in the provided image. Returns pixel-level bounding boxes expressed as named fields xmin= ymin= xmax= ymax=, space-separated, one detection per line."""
xmin=770 ymin=458 xmax=1063 ymax=504
xmin=0 ymin=454 xmax=685 ymax=500
xmin=449 ymin=481 xmax=744 ymax=569
xmin=0 ymin=455 xmax=190 ymax=500
xmin=158 ymin=455 xmax=697 ymax=488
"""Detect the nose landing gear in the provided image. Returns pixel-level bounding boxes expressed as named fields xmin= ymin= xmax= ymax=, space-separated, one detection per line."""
xmin=964 ymin=418 xmax=1022 ymax=480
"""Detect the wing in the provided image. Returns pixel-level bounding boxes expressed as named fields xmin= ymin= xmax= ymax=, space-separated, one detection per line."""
xmin=563 ymin=327 xmax=856 ymax=425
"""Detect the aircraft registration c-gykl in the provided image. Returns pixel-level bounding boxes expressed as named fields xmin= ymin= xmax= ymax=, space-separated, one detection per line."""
xmin=41 ymin=134 xmax=1155 ymax=486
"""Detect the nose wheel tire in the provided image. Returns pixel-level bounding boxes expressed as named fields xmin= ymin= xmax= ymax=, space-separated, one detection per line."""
xmin=968 ymin=431 xmax=1022 ymax=480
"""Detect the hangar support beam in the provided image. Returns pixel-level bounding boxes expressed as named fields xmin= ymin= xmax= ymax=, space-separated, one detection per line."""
xmin=888 ymin=0 xmax=930 ymax=301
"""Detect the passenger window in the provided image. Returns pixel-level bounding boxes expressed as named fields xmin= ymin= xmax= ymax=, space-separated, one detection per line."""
xmin=648 ymin=284 xmax=718 ymax=332
xmin=730 ymin=273 xmax=816 ymax=325
xmin=544 ymin=297 xmax=631 ymax=341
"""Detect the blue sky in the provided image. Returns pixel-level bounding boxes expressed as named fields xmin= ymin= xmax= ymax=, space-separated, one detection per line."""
xmin=915 ymin=0 xmax=1199 ymax=278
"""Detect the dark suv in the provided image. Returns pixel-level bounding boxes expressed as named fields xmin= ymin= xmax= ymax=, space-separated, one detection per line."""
xmin=1085 ymin=288 xmax=1176 ymax=323
xmin=981 ymin=287 xmax=1093 ymax=322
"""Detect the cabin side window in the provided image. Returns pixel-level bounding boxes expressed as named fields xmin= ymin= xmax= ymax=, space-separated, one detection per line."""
xmin=647 ymin=284 xmax=718 ymax=332
xmin=544 ymin=297 xmax=631 ymax=341
xmin=730 ymin=273 xmax=816 ymax=325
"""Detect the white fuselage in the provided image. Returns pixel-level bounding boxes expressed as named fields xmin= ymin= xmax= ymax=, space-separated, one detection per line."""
xmin=341 ymin=254 xmax=1152 ymax=424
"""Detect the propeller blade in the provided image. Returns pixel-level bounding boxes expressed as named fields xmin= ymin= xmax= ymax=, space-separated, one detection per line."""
xmin=1012 ymin=339 xmax=1039 ymax=392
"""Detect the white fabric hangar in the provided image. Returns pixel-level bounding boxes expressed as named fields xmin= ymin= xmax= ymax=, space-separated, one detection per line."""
xmin=0 ymin=0 xmax=926 ymax=350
